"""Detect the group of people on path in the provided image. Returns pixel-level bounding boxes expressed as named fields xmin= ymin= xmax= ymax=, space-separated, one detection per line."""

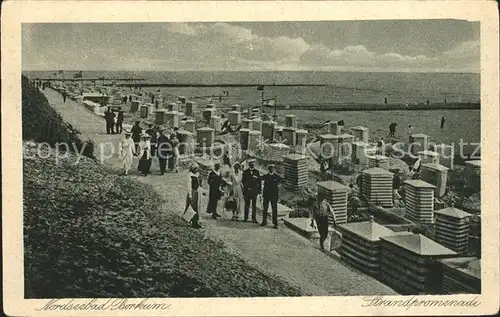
xmin=185 ymin=158 xmax=286 ymax=231
xmin=104 ymin=107 xmax=124 ymax=135
xmin=118 ymin=121 xmax=180 ymax=176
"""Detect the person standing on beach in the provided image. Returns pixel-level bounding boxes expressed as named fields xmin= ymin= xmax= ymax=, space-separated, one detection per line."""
xmin=310 ymin=193 xmax=332 ymax=251
xmin=137 ymin=133 xmax=152 ymax=176
xmin=157 ymin=129 xmax=171 ymax=175
xmin=186 ymin=163 xmax=203 ymax=229
xmin=62 ymin=91 xmax=67 ymax=103
xmin=170 ymin=130 xmax=180 ymax=173
xmin=119 ymin=130 xmax=136 ymax=176
xmin=260 ymin=164 xmax=283 ymax=229
xmin=440 ymin=116 xmax=446 ymax=130
xmin=116 ymin=108 xmax=124 ymax=134
xmin=131 ymin=121 xmax=142 ymax=153
xmin=230 ymin=162 xmax=244 ymax=221
xmin=104 ymin=107 xmax=115 ymax=134
xmin=242 ymin=159 xmax=261 ymax=223
xmin=146 ymin=124 xmax=157 ymax=157
xmin=207 ymin=162 xmax=223 ymax=219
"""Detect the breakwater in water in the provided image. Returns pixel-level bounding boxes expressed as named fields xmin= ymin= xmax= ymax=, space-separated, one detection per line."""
xmin=269 ymin=102 xmax=480 ymax=111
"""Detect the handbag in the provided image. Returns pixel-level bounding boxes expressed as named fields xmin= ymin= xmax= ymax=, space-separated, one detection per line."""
xmin=178 ymin=194 xmax=197 ymax=223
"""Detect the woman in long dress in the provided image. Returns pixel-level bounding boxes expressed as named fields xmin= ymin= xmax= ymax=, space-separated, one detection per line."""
xmin=119 ymin=130 xmax=136 ymax=175
xmin=230 ymin=162 xmax=244 ymax=221
xmin=186 ymin=162 xmax=203 ymax=228
xmin=137 ymin=133 xmax=152 ymax=176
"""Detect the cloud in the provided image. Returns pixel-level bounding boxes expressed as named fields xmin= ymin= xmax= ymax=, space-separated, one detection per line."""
xmin=23 ymin=22 xmax=480 ymax=72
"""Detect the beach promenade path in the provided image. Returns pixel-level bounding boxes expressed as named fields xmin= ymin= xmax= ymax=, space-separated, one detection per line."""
xmin=42 ymin=88 xmax=397 ymax=296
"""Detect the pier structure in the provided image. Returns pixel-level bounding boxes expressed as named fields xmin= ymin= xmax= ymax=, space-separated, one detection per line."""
xmin=130 ymin=100 xmax=140 ymax=112
xmin=317 ymin=181 xmax=348 ymax=225
xmin=282 ymin=154 xmax=309 ymax=190
xmin=438 ymin=257 xmax=481 ymax=294
xmin=420 ymin=163 xmax=449 ymax=198
xmin=361 ymin=167 xmax=394 ymax=208
xmin=351 ymin=126 xmax=369 ymax=143
xmin=231 ymin=104 xmax=241 ymax=112
xmin=337 ymin=216 xmax=406 ymax=276
xmin=140 ymin=104 xmax=150 ymax=118
xmin=261 ymin=121 xmax=276 ymax=141
xmin=404 ymin=180 xmax=436 ymax=224
xmin=339 ymin=133 xmax=355 ymax=158
xmin=380 ymin=234 xmax=457 ymax=294
xmin=434 ymin=206 xmax=472 ymax=254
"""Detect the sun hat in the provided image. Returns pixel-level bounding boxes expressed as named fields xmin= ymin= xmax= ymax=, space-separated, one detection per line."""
xmin=124 ymin=130 xmax=132 ymax=135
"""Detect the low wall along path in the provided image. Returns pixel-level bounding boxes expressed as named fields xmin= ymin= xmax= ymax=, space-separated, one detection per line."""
xmin=42 ymin=87 xmax=397 ymax=296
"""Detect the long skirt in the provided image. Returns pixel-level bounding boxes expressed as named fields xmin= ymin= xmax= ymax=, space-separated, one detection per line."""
xmin=138 ymin=152 xmax=152 ymax=175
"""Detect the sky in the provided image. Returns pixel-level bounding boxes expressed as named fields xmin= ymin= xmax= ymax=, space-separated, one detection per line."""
xmin=22 ymin=20 xmax=480 ymax=73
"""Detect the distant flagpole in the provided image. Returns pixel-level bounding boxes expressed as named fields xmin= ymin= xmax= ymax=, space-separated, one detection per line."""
xmin=80 ymin=71 xmax=83 ymax=95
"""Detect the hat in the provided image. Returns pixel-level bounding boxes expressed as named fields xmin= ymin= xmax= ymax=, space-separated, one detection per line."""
xmin=268 ymin=163 xmax=276 ymax=168
xmin=124 ymin=130 xmax=132 ymax=135
xmin=247 ymin=158 xmax=256 ymax=163
xmin=141 ymin=132 xmax=151 ymax=138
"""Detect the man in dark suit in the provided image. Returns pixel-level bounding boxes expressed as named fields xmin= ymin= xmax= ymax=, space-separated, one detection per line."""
xmin=242 ymin=159 xmax=261 ymax=223
xmin=156 ymin=129 xmax=171 ymax=175
xmin=261 ymin=164 xmax=282 ymax=229
xmin=207 ymin=162 xmax=223 ymax=219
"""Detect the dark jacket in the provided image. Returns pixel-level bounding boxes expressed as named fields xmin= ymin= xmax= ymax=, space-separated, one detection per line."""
xmin=242 ymin=168 xmax=261 ymax=196
xmin=261 ymin=173 xmax=282 ymax=200
xmin=131 ymin=125 xmax=142 ymax=141
xmin=157 ymin=135 xmax=172 ymax=157
xmin=208 ymin=170 xmax=223 ymax=200
xmin=117 ymin=111 xmax=124 ymax=123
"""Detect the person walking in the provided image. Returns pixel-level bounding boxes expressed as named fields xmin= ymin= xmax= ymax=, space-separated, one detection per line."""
xmin=207 ymin=162 xmax=223 ymax=219
xmin=63 ymin=91 xmax=67 ymax=103
xmin=116 ymin=108 xmax=124 ymax=134
xmin=131 ymin=121 xmax=142 ymax=153
xmin=222 ymin=150 xmax=231 ymax=167
xmin=146 ymin=124 xmax=158 ymax=158
xmin=157 ymin=129 xmax=171 ymax=175
xmin=104 ymin=107 xmax=115 ymax=134
xmin=310 ymin=192 xmax=333 ymax=252
xmin=186 ymin=163 xmax=203 ymax=229
xmin=260 ymin=164 xmax=282 ymax=229
xmin=440 ymin=116 xmax=446 ymax=130
xmin=119 ymin=130 xmax=136 ymax=176
xmin=242 ymin=159 xmax=261 ymax=223
xmin=170 ymin=131 xmax=180 ymax=172
xmin=137 ymin=133 xmax=152 ymax=176
xmin=230 ymin=162 xmax=244 ymax=221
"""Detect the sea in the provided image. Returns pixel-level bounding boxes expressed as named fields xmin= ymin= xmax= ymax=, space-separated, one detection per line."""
xmin=25 ymin=70 xmax=481 ymax=151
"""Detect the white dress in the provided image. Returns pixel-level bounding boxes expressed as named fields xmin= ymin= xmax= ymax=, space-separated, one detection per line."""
xmin=119 ymin=137 xmax=135 ymax=172
xmin=231 ymin=170 xmax=243 ymax=215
